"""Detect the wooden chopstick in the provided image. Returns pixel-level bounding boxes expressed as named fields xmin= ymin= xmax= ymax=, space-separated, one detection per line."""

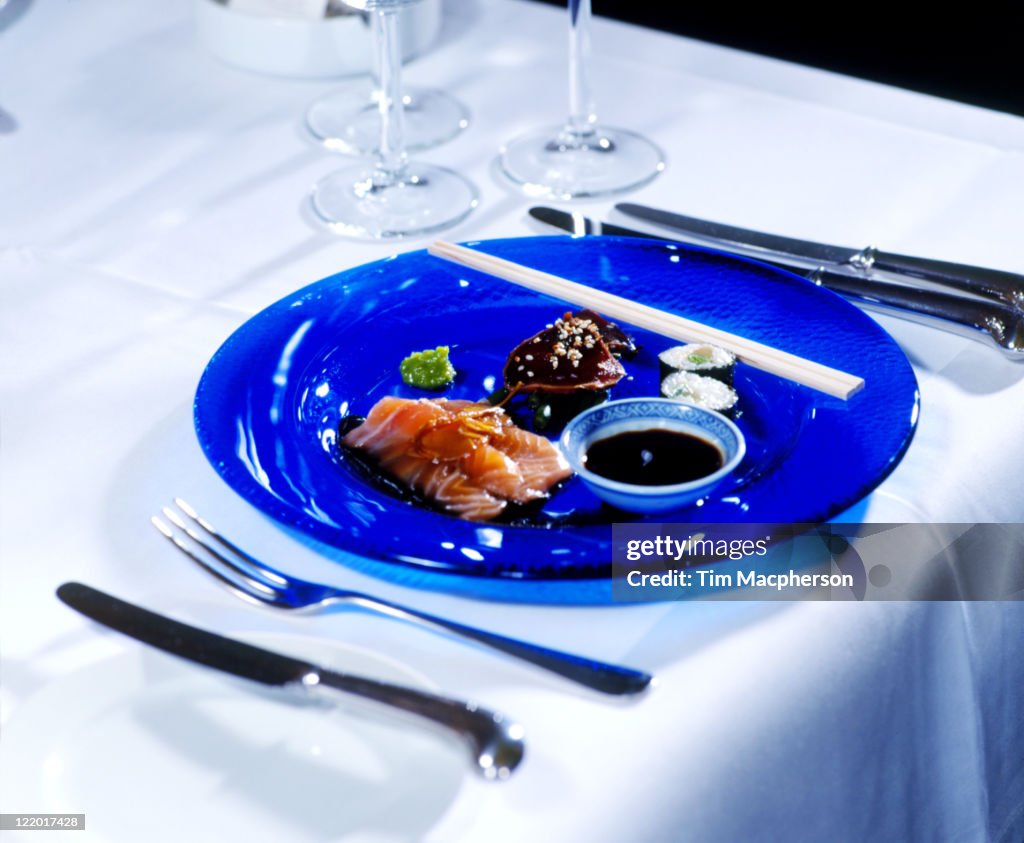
xmin=428 ymin=240 xmax=865 ymax=400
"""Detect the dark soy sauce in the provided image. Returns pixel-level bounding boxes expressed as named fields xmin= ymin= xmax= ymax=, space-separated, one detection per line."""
xmin=584 ymin=429 xmax=724 ymax=486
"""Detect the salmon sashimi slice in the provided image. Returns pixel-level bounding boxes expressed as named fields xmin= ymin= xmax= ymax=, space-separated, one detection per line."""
xmin=384 ymin=454 xmax=507 ymax=521
xmin=493 ymin=425 xmax=573 ymax=496
xmin=342 ymin=396 xmax=448 ymax=459
xmin=341 ymin=396 xmax=571 ymax=521
xmin=462 ymin=443 xmax=545 ymax=505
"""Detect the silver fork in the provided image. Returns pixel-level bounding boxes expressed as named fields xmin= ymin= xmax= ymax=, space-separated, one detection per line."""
xmin=152 ymin=499 xmax=652 ymax=696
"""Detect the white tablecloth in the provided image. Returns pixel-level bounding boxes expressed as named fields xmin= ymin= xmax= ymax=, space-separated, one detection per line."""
xmin=2 ymin=1 xmax=1022 ymax=841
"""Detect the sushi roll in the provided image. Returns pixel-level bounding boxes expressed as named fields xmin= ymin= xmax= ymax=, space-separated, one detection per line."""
xmin=661 ymin=371 xmax=739 ymax=417
xmin=658 ymin=344 xmax=736 ymax=386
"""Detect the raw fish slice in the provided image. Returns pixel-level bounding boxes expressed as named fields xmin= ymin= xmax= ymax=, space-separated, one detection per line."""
xmin=495 ymin=425 xmax=572 ymax=494
xmin=416 ymin=404 xmax=507 ymax=460
xmin=342 ymin=396 xmax=570 ymax=521
xmin=343 ymin=396 xmax=448 ymax=459
xmin=346 ymin=404 xmax=509 ymax=519
xmin=436 ymin=399 xmax=495 ymax=415
xmin=463 ymin=444 xmax=546 ymax=504
xmin=386 ymin=436 xmax=542 ymax=508
xmin=417 ymin=419 xmax=482 ymax=461
xmin=392 ymin=456 xmax=507 ymax=520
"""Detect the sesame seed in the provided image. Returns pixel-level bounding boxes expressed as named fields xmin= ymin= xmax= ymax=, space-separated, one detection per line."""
xmin=526 ymin=371 xmax=534 ymax=377
xmin=525 ymin=354 xmax=533 ymax=361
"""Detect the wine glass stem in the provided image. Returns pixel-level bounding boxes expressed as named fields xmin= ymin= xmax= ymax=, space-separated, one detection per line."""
xmin=566 ymin=0 xmax=597 ymax=138
xmin=373 ymin=7 xmax=407 ymax=182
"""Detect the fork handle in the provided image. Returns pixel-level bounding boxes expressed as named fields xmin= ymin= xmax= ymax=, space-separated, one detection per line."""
xmin=347 ymin=594 xmax=652 ymax=695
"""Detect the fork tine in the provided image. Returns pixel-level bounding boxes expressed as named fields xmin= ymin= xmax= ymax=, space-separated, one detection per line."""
xmin=151 ymin=514 xmax=279 ymax=606
xmin=173 ymin=498 xmax=288 ymax=586
xmin=162 ymin=505 xmax=284 ymax=593
xmin=160 ymin=507 xmax=279 ymax=595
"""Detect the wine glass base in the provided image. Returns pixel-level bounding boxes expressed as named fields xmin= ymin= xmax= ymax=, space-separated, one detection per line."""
xmin=500 ymin=125 xmax=665 ymax=199
xmin=312 ymin=163 xmax=478 ymax=239
xmin=306 ymin=86 xmax=470 ymax=155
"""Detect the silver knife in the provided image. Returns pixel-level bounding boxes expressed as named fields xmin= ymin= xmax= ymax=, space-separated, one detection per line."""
xmin=615 ymin=202 xmax=1024 ymax=312
xmin=56 ymin=582 xmax=525 ymax=779
xmin=528 ymin=206 xmax=1024 ymax=357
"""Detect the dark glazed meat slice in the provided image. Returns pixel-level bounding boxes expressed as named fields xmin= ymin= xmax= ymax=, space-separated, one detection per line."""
xmin=574 ymin=309 xmax=637 ymax=358
xmin=503 ymin=312 xmax=627 ymax=393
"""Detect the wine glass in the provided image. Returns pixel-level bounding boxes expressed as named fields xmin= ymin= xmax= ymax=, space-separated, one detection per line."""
xmin=307 ymin=85 xmax=469 ymax=156
xmin=306 ymin=2 xmax=469 ymax=155
xmin=500 ymin=0 xmax=664 ymax=199
xmin=311 ymin=0 xmax=478 ymax=238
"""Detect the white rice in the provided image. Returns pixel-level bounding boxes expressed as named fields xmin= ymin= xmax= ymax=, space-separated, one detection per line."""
xmin=660 ymin=371 xmax=738 ymax=413
xmin=659 ymin=343 xmax=736 ymax=374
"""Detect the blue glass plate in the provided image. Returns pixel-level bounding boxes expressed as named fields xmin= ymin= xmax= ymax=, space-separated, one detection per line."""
xmin=195 ymin=236 xmax=918 ymax=592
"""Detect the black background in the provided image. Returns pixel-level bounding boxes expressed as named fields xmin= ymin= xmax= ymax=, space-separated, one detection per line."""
xmin=529 ymin=1 xmax=1024 ymax=117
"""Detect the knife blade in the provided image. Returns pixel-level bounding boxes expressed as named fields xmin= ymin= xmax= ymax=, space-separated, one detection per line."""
xmin=528 ymin=206 xmax=1024 ymax=357
xmin=615 ymin=202 xmax=1024 ymax=312
xmin=56 ymin=582 xmax=524 ymax=778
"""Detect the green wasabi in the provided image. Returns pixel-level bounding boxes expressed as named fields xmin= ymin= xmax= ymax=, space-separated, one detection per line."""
xmin=400 ymin=346 xmax=456 ymax=390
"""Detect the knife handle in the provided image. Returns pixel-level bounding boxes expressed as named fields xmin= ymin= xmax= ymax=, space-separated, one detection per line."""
xmin=873 ymin=251 xmax=1024 ymax=312
xmin=809 ymin=267 xmax=1024 ymax=356
xmin=309 ymin=668 xmax=524 ymax=779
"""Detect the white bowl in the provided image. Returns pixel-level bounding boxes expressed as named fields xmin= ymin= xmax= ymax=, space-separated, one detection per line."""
xmin=194 ymin=0 xmax=442 ymax=78
xmin=559 ymin=398 xmax=746 ymax=514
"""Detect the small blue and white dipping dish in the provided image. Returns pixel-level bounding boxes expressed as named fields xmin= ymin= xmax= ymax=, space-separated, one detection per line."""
xmin=559 ymin=398 xmax=746 ymax=514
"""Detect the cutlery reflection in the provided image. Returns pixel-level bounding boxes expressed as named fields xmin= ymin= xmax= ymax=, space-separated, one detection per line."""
xmin=56 ymin=582 xmax=524 ymax=778
xmin=152 ymin=499 xmax=653 ymax=696
xmin=528 ymin=207 xmax=1024 ymax=358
